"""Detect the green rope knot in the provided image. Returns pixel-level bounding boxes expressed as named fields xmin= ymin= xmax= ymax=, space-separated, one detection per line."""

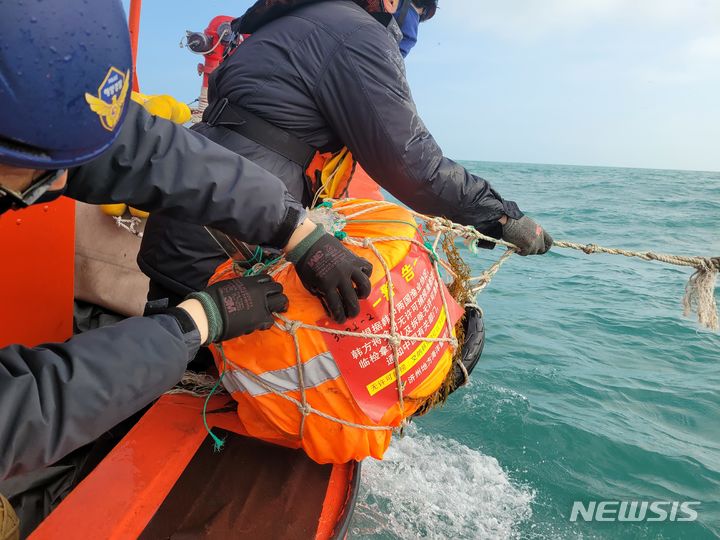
xmin=317 ymin=201 xmax=333 ymax=208
xmin=466 ymin=239 xmax=479 ymax=255
xmin=424 ymin=240 xmax=439 ymax=262
xmin=210 ymin=433 xmax=226 ymax=453
xmin=334 ymin=230 xmax=348 ymax=240
xmin=246 ymin=246 xmax=263 ymax=265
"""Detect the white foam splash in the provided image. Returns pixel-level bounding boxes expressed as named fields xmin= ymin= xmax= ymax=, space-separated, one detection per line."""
xmin=351 ymin=426 xmax=534 ymax=539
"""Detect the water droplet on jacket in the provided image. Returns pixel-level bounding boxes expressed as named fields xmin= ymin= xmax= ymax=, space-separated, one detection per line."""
xmin=30 ymin=16 xmax=37 ymax=23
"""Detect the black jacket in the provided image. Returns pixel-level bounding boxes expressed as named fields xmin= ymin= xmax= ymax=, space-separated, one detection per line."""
xmin=138 ymin=0 xmax=522 ymax=297
xmin=0 ymin=101 xmax=305 ymax=479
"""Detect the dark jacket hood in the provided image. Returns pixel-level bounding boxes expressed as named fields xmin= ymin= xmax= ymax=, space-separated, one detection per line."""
xmin=234 ymin=0 xmax=392 ymax=33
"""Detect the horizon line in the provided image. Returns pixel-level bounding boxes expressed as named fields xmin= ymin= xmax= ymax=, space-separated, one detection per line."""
xmin=454 ymin=158 xmax=720 ymax=175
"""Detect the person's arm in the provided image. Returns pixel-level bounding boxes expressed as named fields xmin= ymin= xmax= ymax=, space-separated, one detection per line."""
xmin=0 ymin=313 xmax=199 ymax=480
xmin=66 ymin=101 xmax=305 ymax=249
xmin=314 ymin=22 xmax=523 ymax=240
xmin=0 ymin=270 xmax=294 ymax=480
xmin=67 ymin=103 xmax=373 ymax=321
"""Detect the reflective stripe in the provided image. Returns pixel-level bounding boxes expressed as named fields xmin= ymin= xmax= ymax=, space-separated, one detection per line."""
xmin=222 ymin=351 xmax=341 ymax=397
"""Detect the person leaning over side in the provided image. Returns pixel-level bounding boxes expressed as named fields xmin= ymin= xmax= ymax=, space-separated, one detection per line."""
xmin=0 ymin=0 xmax=373 ymax=492
xmin=138 ymin=0 xmax=554 ymax=306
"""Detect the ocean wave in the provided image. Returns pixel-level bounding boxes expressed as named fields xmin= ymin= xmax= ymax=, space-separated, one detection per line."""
xmin=352 ymin=426 xmax=534 ymax=539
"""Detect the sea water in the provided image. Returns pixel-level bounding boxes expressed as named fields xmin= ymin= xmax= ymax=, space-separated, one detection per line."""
xmin=349 ymin=162 xmax=720 ymax=539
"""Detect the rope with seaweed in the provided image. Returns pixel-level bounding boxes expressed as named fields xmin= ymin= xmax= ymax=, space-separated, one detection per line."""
xmin=170 ymin=198 xmax=718 ymax=446
xmin=337 ymin=199 xmax=718 ymax=331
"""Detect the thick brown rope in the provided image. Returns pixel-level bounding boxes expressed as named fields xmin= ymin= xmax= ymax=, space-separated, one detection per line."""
xmin=412 ymin=211 xmax=719 ymax=331
xmin=342 ymin=201 xmax=719 ymax=329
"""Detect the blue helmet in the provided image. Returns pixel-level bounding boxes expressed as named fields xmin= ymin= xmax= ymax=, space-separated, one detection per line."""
xmin=0 ymin=0 xmax=133 ymax=169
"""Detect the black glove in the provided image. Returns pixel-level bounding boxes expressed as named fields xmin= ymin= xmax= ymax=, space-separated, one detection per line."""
xmin=501 ymin=216 xmax=553 ymax=256
xmin=188 ymin=274 xmax=288 ymax=344
xmin=288 ymin=225 xmax=373 ymax=323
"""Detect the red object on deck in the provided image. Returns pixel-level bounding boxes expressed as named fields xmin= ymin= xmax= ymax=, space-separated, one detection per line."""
xmin=0 ymin=198 xmax=75 ymax=348
xmin=197 ymin=16 xmax=235 ymax=88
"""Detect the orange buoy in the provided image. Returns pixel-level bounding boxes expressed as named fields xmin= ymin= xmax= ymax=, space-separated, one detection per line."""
xmin=210 ymin=199 xmax=464 ymax=463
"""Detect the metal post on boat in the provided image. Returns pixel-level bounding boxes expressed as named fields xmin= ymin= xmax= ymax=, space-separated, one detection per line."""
xmin=128 ymin=0 xmax=142 ymax=91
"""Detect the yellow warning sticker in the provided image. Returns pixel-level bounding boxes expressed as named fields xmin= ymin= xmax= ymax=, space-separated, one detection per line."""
xmin=366 ymin=307 xmax=448 ymax=396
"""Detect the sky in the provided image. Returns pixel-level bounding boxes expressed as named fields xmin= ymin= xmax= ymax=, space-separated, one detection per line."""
xmin=124 ymin=1 xmax=720 ymax=172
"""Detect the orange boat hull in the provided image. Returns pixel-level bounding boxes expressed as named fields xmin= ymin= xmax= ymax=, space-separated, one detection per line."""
xmin=32 ymin=395 xmax=359 ymax=539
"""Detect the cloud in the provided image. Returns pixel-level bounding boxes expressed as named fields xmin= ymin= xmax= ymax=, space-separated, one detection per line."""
xmin=629 ymin=32 xmax=720 ymax=85
xmin=687 ymin=35 xmax=720 ymax=61
xmin=440 ymin=0 xmax=720 ymax=40
xmin=434 ymin=1 xmax=720 ymax=87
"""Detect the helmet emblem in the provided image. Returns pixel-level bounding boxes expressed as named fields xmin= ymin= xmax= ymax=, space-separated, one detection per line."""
xmin=84 ymin=67 xmax=130 ymax=131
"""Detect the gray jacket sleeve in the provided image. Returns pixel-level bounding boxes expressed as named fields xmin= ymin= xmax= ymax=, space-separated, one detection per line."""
xmin=0 ymin=314 xmax=199 ymax=480
xmin=66 ymin=101 xmax=305 ymax=248
xmin=314 ymin=22 xmax=523 ymax=238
